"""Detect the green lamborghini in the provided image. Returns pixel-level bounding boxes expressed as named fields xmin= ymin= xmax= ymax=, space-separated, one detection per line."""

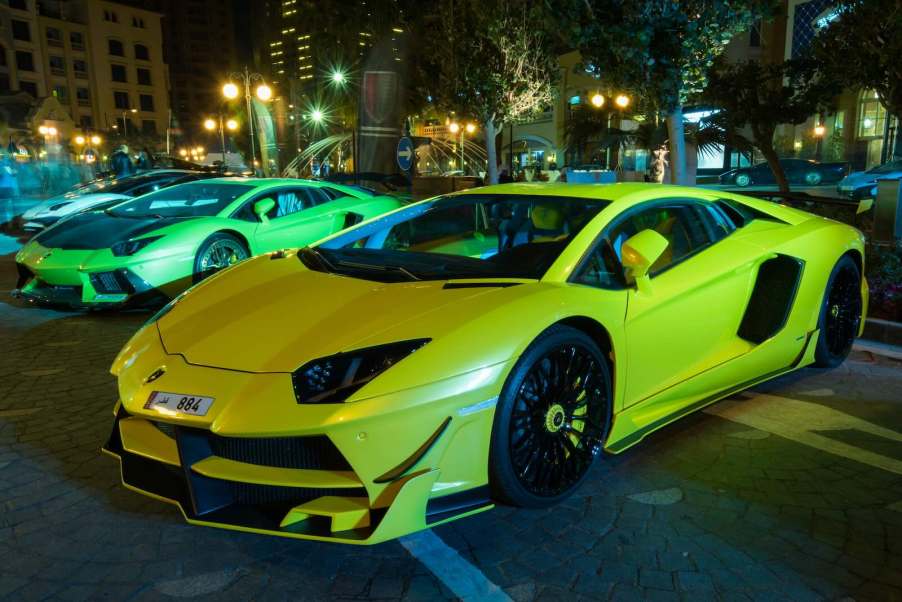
xmin=103 ymin=182 xmax=866 ymax=544
xmin=14 ymin=178 xmax=402 ymax=307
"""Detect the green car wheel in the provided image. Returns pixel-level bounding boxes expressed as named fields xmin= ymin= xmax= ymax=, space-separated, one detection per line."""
xmin=193 ymin=232 xmax=249 ymax=283
xmin=489 ymin=326 xmax=612 ymax=508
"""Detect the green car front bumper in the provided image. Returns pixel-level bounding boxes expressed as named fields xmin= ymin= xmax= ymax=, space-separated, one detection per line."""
xmin=14 ymin=242 xmax=191 ymax=308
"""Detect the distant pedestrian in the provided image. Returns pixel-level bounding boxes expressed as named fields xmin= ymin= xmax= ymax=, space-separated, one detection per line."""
xmin=0 ymin=156 xmax=19 ymax=227
xmin=136 ymin=148 xmax=152 ymax=170
xmin=110 ymin=145 xmax=134 ymax=178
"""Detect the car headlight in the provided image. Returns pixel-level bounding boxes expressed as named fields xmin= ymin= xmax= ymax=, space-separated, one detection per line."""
xmin=292 ymin=339 xmax=431 ymax=404
xmin=111 ymin=236 xmax=162 ymax=256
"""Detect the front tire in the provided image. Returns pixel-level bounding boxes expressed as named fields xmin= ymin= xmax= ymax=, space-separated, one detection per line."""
xmin=814 ymin=255 xmax=862 ymax=368
xmin=805 ymin=171 xmax=823 ymax=186
xmin=193 ymin=233 xmax=249 ymax=283
xmin=489 ymin=326 xmax=612 ymax=508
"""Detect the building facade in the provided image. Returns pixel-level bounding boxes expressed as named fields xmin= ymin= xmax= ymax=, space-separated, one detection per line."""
xmin=0 ymin=0 xmax=169 ymax=146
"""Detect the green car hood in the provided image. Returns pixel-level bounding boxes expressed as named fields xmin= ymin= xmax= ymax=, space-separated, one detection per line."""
xmin=34 ymin=211 xmax=197 ymax=250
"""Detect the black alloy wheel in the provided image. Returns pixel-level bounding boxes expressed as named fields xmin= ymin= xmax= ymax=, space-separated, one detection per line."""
xmin=489 ymin=326 xmax=611 ymax=507
xmin=814 ymin=255 xmax=862 ymax=368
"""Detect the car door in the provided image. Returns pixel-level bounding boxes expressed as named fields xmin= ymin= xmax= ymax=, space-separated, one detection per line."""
xmin=251 ymin=186 xmax=335 ymax=251
xmin=608 ymin=198 xmax=765 ymax=407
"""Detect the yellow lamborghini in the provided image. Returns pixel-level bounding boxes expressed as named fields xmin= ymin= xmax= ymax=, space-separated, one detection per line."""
xmin=103 ymin=183 xmax=867 ymax=544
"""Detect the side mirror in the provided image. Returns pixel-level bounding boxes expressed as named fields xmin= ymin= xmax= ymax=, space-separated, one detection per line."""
xmin=254 ymin=197 xmax=276 ymax=222
xmin=620 ymin=229 xmax=669 ymax=294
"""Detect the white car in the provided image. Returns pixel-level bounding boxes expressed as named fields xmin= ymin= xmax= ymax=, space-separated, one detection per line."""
xmin=836 ymin=160 xmax=902 ymax=200
xmin=21 ymin=170 xmax=209 ymax=232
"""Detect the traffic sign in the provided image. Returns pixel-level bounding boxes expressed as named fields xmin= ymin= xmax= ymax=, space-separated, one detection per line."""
xmin=397 ymin=136 xmax=413 ymax=172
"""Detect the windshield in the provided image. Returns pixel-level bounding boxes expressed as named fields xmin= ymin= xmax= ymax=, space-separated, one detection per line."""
xmin=108 ymin=182 xmax=254 ymax=218
xmin=306 ymin=194 xmax=609 ymax=281
xmin=868 ymin=160 xmax=902 ymax=174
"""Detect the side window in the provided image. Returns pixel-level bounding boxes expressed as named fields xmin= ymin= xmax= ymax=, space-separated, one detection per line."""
xmin=268 ymin=188 xmax=317 ymax=219
xmin=607 ymin=202 xmax=713 ymax=275
xmin=321 ymin=187 xmax=348 ymax=201
xmin=574 ymin=240 xmax=625 ymax=289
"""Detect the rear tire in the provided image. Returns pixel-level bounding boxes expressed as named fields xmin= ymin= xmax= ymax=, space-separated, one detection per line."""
xmin=734 ymin=173 xmax=751 ymax=187
xmin=192 ymin=233 xmax=249 ymax=283
xmin=814 ymin=255 xmax=862 ymax=368
xmin=805 ymin=171 xmax=823 ymax=186
xmin=489 ymin=326 xmax=612 ymax=508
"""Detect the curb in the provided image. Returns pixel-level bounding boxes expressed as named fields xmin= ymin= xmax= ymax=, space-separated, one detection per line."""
xmin=862 ymin=318 xmax=902 ymax=347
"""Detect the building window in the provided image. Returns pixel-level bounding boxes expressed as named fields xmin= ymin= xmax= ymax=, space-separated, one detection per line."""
xmin=137 ymin=68 xmax=151 ymax=86
xmin=70 ymin=32 xmax=85 ymax=51
xmin=0 ymin=74 xmax=10 ymax=93
xmin=46 ymin=27 xmax=63 ymax=47
xmin=80 ymin=115 xmax=93 ymax=128
xmin=19 ymin=80 xmax=37 ymax=97
xmin=49 ymin=55 xmax=66 ymax=76
xmin=15 ymin=51 xmax=34 ymax=72
xmin=11 ymin=20 xmax=30 ymax=42
xmin=73 ymin=59 xmax=87 ymax=78
xmin=104 ymin=10 xmax=119 ymax=23
xmin=111 ymin=64 xmax=127 ymax=83
xmin=0 ymin=46 xmax=6 ymax=67
xmin=9 ymin=0 xmax=28 ymax=10
xmin=76 ymin=87 xmax=90 ymax=106
xmin=113 ymin=91 xmax=130 ymax=109
xmin=139 ymin=94 xmax=154 ymax=112
xmin=134 ymin=44 xmax=150 ymax=61
xmin=132 ymin=17 xmax=146 ymax=28
xmin=142 ymin=119 xmax=155 ymax=133
xmin=108 ymin=39 xmax=124 ymax=56
xmin=53 ymin=85 xmax=67 ymax=101
xmin=858 ymin=90 xmax=887 ymax=139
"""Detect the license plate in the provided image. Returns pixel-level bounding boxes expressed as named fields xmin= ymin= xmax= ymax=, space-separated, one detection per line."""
xmin=145 ymin=391 xmax=214 ymax=416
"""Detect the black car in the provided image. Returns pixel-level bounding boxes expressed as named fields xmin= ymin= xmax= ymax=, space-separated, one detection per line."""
xmin=719 ymin=159 xmax=849 ymax=187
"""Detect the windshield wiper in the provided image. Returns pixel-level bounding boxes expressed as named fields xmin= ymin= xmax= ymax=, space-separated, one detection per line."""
xmin=335 ymin=259 xmax=421 ymax=281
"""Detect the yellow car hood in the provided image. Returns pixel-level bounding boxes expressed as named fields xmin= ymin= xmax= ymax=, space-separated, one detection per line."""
xmin=157 ymin=253 xmax=526 ymax=373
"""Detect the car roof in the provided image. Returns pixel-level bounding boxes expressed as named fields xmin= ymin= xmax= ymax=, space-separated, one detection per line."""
xmin=198 ymin=177 xmax=339 ymax=188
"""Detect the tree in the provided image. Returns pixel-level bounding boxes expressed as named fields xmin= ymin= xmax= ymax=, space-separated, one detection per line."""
xmin=700 ymin=59 xmax=839 ymax=191
xmin=558 ymin=0 xmax=778 ymax=184
xmin=408 ymin=0 xmax=558 ymax=184
xmin=810 ymin=0 xmax=902 ymax=158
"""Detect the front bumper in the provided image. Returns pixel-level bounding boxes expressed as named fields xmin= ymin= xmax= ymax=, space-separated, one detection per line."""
xmin=102 ymin=335 xmax=506 ymax=543
xmin=14 ymin=242 xmax=188 ymax=308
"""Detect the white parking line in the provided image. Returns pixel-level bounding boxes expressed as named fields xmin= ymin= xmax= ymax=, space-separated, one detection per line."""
xmin=706 ymin=393 xmax=902 ymax=475
xmin=400 ymin=530 xmax=512 ymax=601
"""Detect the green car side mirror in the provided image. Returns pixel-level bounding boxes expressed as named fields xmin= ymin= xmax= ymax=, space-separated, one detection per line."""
xmin=621 ymin=229 xmax=669 ymax=294
xmin=254 ymin=197 xmax=276 ymax=222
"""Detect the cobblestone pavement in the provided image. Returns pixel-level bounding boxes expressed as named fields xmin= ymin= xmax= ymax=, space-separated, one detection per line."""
xmin=1 ymin=248 xmax=901 ymax=602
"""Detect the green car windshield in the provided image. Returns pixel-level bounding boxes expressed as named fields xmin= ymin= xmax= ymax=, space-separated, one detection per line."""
xmin=306 ymin=194 xmax=609 ymax=281
xmin=108 ymin=182 xmax=255 ymax=218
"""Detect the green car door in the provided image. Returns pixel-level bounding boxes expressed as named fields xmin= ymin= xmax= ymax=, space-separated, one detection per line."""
xmin=249 ymin=186 xmax=340 ymax=251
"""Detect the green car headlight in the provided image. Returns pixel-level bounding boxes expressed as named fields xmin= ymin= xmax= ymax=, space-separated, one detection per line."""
xmin=111 ymin=235 xmax=162 ymax=257
xmin=292 ymin=339 xmax=430 ymax=404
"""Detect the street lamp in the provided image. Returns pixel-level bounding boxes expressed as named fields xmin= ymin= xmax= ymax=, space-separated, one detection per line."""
xmin=331 ymin=70 xmax=346 ymax=85
xmin=223 ymin=67 xmax=273 ymax=170
xmin=74 ymin=135 xmax=86 ymax=145
xmin=204 ymin=116 xmax=239 ymax=170
xmin=120 ymin=108 xmax=137 ymax=137
xmin=614 ymin=94 xmax=630 ymax=109
xmin=813 ymin=123 xmax=826 ymax=161
xmin=591 ymin=93 xmax=605 ymax=108
xmin=448 ymin=122 xmax=475 ymax=172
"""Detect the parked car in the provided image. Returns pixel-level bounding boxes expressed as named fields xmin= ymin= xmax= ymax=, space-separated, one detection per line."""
xmin=20 ymin=169 xmax=215 ymax=232
xmin=836 ymin=159 xmax=902 ymax=199
xmin=719 ymin=159 xmax=848 ymax=187
xmin=100 ymin=182 xmax=866 ymax=544
xmin=15 ymin=178 xmax=402 ymax=307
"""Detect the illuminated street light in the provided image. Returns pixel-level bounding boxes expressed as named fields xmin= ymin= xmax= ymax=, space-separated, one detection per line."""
xmin=196 ymin=146 xmax=205 ymax=154
xmin=203 ymin=118 xmax=217 ymax=131
xmin=222 ymin=82 xmax=239 ymax=99
xmin=91 ymin=135 xmax=101 ymax=145
xmin=38 ymin=126 xmax=48 ymax=135
xmin=448 ymin=122 xmax=460 ymax=134
xmin=614 ymin=94 xmax=630 ymax=109
xmin=465 ymin=123 xmax=476 ymax=134
xmin=48 ymin=126 xmax=57 ymax=136
xmin=179 ymin=148 xmax=188 ymax=157
xmin=226 ymin=119 xmax=238 ymax=131
xmin=331 ymin=70 xmax=346 ymax=85
xmin=255 ymin=84 xmax=272 ymax=102
xmin=591 ymin=93 xmax=605 ymax=108
xmin=813 ymin=124 xmax=826 ymax=137
xmin=74 ymin=135 xmax=85 ymax=145
xmin=311 ymin=109 xmax=324 ymax=123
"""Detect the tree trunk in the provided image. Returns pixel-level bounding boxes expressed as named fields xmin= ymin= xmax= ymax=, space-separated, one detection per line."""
xmin=484 ymin=119 xmax=499 ymax=184
xmin=666 ymin=107 xmax=689 ymax=185
xmin=760 ymin=144 xmax=789 ymax=193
